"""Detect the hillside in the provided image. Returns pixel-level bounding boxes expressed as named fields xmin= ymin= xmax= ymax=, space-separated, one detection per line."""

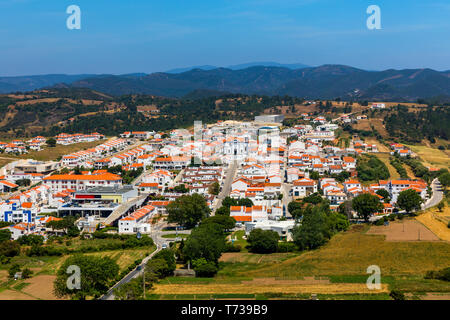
xmin=0 ymin=90 xmax=306 ymax=137
xmin=2 ymin=65 xmax=450 ymax=101
xmin=67 ymin=66 xmax=450 ymax=101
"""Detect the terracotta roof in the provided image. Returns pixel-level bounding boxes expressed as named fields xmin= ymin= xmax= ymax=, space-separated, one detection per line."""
xmin=44 ymin=173 xmax=121 ymax=181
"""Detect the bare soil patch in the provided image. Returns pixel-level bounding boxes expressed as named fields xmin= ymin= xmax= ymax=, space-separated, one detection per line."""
xmin=367 ymin=220 xmax=440 ymax=241
xmin=420 ymin=293 xmax=450 ymax=300
xmin=22 ymin=275 xmax=60 ymax=300
xmin=0 ymin=270 xmax=8 ymax=283
xmin=0 ymin=289 xmax=36 ymax=300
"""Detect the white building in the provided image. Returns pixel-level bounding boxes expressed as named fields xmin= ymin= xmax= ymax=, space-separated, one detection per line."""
xmin=118 ymin=205 xmax=156 ymax=234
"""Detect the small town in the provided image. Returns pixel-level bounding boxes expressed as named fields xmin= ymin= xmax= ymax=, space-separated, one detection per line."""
xmin=0 ymin=112 xmax=436 ymax=241
xmin=1 ymin=0 xmax=449 ymax=307
xmin=0 ymin=106 xmax=447 ymax=301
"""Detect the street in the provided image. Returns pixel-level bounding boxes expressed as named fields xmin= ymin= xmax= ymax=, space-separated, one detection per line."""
xmin=212 ymin=160 xmax=238 ymax=214
xmin=422 ymin=178 xmax=444 ymax=210
xmin=99 ymin=219 xmax=170 ymax=300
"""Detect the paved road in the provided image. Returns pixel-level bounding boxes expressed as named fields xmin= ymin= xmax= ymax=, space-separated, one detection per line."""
xmin=99 ymin=221 xmax=170 ymax=300
xmin=422 ymin=178 xmax=444 ymax=210
xmin=212 ymin=160 xmax=238 ymax=214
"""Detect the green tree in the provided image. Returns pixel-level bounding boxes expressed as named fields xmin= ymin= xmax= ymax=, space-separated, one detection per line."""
xmin=208 ymin=182 xmax=220 ymax=195
xmin=183 ymin=223 xmax=226 ymax=264
xmin=397 ymin=189 xmax=423 ymax=213
xmin=16 ymin=178 xmax=31 ymax=187
xmin=237 ymin=198 xmax=253 ymax=207
xmin=166 ymin=193 xmax=211 ymax=228
xmin=352 ymin=193 xmax=384 ymax=221
xmin=437 ymin=201 xmax=445 ymax=212
xmin=389 ymin=290 xmax=406 ymax=300
xmin=310 ymin=171 xmax=320 ymax=180
xmin=192 ymin=258 xmax=218 ymax=277
xmin=376 ymin=189 xmax=391 ymax=202
xmin=173 ymin=184 xmax=189 ymax=193
xmin=0 ymin=229 xmax=11 ymax=243
xmin=221 ymin=196 xmax=237 ymax=208
xmin=22 ymin=268 xmax=33 ymax=279
xmin=201 ymin=215 xmax=236 ymax=231
xmin=215 ymin=206 xmax=230 ymax=216
xmin=0 ymin=240 xmax=20 ymax=257
xmin=152 ymin=249 xmax=176 ymax=277
xmin=247 ymin=228 xmax=279 ymax=254
xmin=145 ymin=258 xmax=169 ymax=279
xmin=54 ymin=255 xmax=119 ymax=300
xmin=288 ymin=201 xmax=302 ymax=215
xmin=17 ymin=234 xmax=44 ymax=246
xmin=293 ymin=205 xmax=329 ymax=250
xmin=46 ymin=138 xmax=57 ymax=147
xmin=291 ymin=208 xmax=304 ymax=220
xmin=438 ymin=172 xmax=450 ymax=188
xmin=303 ymin=192 xmax=323 ymax=204
xmin=114 ymin=276 xmax=146 ymax=300
xmin=8 ymin=264 xmax=21 ymax=278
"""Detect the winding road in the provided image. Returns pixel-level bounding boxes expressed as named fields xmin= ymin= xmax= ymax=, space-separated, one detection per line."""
xmin=99 ymin=220 xmax=170 ymax=300
xmin=422 ymin=178 xmax=444 ymax=210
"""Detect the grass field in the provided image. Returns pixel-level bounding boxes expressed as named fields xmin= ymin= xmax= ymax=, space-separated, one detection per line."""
xmin=0 ymin=157 xmax=14 ymax=170
xmin=2 ymin=140 xmax=106 ymax=162
xmin=245 ymin=225 xmax=449 ymax=278
xmin=0 ymin=244 xmax=155 ymax=300
xmin=228 ymin=230 xmax=249 ymax=252
xmin=405 ymin=144 xmax=450 ymax=169
xmin=416 ymin=205 xmax=450 ymax=241
xmin=152 ymin=225 xmax=450 ymax=299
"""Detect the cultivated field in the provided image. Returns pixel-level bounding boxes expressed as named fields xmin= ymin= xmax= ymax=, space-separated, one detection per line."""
xmin=416 ymin=206 xmax=450 ymax=241
xmin=152 ymin=225 xmax=450 ymax=299
xmin=406 ymin=144 xmax=450 ymax=169
xmin=352 ymin=119 xmax=389 ymax=138
xmin=244 ymin=226 xmax=450 ymax=278
xmin=372 ymin=153 xmax=401 ymax=180
xmin=152 ymin=282 xmax=389 ymax=296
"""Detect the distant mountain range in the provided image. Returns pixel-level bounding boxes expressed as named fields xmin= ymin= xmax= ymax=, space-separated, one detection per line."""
xmin=2 ymin=63 xmax=450 ymax=101
xmin=165 ymin=61 xmax=311 ymax=73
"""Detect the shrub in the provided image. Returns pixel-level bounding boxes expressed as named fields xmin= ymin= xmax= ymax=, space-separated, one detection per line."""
xmin=152 ymin=249 xmax=176 ymax=276
xmin=224 ymin=243 xmax=241 ymax=252
xmin=277 ymin=242 xmax=296 ymax=253
xmin=192 ymin=258 xmax=218 ymax=277
xmin=389 ymin=290 xmax=406 ymax=300
xmin=22 ymin=268 xmax=33 ymax=279
xmin=425 ymin=267 xmax=450 ymax=282
xmin=8 ymin=264 xmax=21 ymax=278
xmin=247 ymin=229 xmax=279 ymax=254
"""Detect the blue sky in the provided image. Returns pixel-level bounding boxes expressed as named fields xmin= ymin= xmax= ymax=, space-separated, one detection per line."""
xmin=1 ymin=0 xmax=449 ymax=76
